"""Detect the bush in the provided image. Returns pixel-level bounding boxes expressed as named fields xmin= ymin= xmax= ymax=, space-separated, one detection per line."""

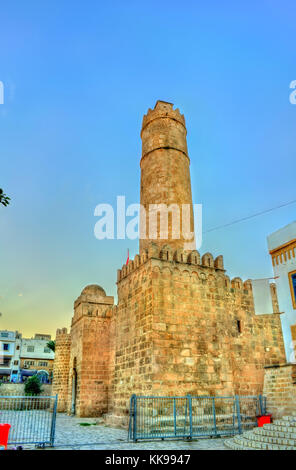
xmin=24 ymin=376 xmax=43 ymax=396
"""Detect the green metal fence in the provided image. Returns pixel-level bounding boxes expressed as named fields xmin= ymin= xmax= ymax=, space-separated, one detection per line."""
xmin=128 ymin=394 xmax=265 ymax=442
xmin=0 ymin=395 xmax=58 ymax=447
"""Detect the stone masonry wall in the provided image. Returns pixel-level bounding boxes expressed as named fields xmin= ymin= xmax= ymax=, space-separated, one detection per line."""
xmin=263 ymin=364 xmax=296 ymax=418
xmin=65 ymin=285 xmax=114 ymax=417
xmin=106 ymin=252 xmax=154 ymax=426
xmin=52 ymin=328 xmax=71 ymax=412
xmin=0 ymin=383 xmax=52 ymax=396
xmin=68 ymin=313 xmax=113 ymax=417
xmin=149 ymin=253 xmax=285 ymax=398
xmin=107 ymin=244 xmax=286 ymax=425
xmin=53 ymin=247 xmax=286 ymax=424
xmin=140 ymin=101 xmax=195 ymax=252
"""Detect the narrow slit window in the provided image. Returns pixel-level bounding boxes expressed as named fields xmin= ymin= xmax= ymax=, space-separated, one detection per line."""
xmin=237 ymin=320 xmax=242 ymax=334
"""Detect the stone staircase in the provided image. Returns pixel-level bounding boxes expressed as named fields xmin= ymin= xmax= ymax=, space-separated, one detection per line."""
xmin=225 ymin=414 xmax=296 ymax=450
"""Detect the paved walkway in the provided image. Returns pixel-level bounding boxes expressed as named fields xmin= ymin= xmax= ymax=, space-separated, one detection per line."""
xmin=10 ymin=414 xmax=228 ymax=450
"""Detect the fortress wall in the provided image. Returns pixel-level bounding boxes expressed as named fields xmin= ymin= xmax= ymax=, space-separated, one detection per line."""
xmin=52 ymin=101 xmax=287 ymax=423
xmin=264 ymin=363 xmax=296 ymax=418
xmin=52 ymin=328 xmax=71 ymax=412
xmin=65 ymin=287 xmax=114 ymax=418
xmin=148 ymin=251 xmax=285 ymax=398
xmin=106 ymin=256 xmax=154 ymax=426
xmin=107 ymin=246 xmax=286 ymax=424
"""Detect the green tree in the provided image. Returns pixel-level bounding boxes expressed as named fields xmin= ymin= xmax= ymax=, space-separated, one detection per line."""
xmin=24 ymin=375 xmax=43 ymax=396
xmin=47 ymin=340 xmax=55 ymax=352
xmin=0 ymin=189 xmax=10 ymax=207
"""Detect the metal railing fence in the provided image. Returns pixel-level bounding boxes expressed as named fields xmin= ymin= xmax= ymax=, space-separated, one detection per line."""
xmin=129 ymin=394 xmax=265 ymax=442
xmin=0 ymin=395 xmax=58 ymax=447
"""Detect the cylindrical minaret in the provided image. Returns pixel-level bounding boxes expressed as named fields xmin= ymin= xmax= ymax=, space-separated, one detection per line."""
xmin=139 ymin=100 xmax=195 ymax=252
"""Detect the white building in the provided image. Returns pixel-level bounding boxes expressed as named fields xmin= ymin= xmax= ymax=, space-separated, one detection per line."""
xmin=0 ymin=331 xmax=54 ymax=382
xmin=0 ymin=330 xmax=21 ymax=381
xmin=20 ymin=337 xmax=54 ymax=361
xmin=20 ymin=335 xmax=55 ymax=382
xmin=267 ymin=221 xmax=296 ymax=362
xmin=10 ymin=335 xmax=22 ymax=382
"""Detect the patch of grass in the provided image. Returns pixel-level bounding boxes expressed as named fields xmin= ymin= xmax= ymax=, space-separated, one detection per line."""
xmin=79 ymin=422 xmax=97 ymax=426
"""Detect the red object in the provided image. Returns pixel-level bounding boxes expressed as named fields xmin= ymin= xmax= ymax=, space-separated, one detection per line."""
xmin=0 ymin=424 xmax=11 ymax=449
xmin=257 ymin=414 xmax=272 ymax=427
xmin=126 ymin=249 xmax=129 ymax=265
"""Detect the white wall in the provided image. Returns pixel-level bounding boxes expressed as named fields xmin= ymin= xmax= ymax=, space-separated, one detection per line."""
xmin=0 ymin=340 xmax=15 ymax=357
xmin=20 ymin=338 xmax=55 ymax=360
xmin=0 ymin=331 xmax=16 ymax=369
xmin=0 ymin=331 xmax=16 ymax=341
xmin=267 ymin=221 xmax=296 ymax=361
xmin=268 ymin=221 xmax=296 ymax=251
xmin=10 ymin=338 xmax=22 ymax=380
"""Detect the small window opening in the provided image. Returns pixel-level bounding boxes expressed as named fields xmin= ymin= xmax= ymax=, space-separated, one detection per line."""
xmin=237 ymin=320 xmax=242 ymax=334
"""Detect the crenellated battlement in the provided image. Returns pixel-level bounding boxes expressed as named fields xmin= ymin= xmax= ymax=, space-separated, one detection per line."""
xmin=141 ymin=100 xmax=186 ymax=136
xmin=56 ymin=327 xmax=69 ymax=337
xmin=116 ymin=244 xmax=255 ymax=293
xmin=115 ymin=245 xmax=259 ymax=299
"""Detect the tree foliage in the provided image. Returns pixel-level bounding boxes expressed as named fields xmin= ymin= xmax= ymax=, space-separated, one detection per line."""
xmin=24 ymin=375 xmax=43 ymax=396
xmin=0 ymin=188 xmax=10 ymax=207
xmin=47 ymin=340 xmax=55 ymax=352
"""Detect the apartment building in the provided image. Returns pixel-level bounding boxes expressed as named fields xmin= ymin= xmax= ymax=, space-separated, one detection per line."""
xmin=20 ymin=335 xmax=55 ymax=382
xmin=0 ymin=331 xmax=54 ymax=383
xmin=0 ymin=330 xmax=20 ymax=382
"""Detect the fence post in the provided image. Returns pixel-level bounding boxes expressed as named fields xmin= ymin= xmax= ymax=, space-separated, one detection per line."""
xmin=235 ymin=395 xmax=242 ymax=434
xmin=133 ymin=395 xmax=137 ymax=442
xmin=212 ymin=397 xmax=217 ymax=436
xmin=183 ymin=397 xmax=188 ymax=437
xmin=128 ymin=395 xmax=136 ymax=441
xmin=50 ymin=395 xmax=58 ymax=447
xmin=173 ymin=398 xmax=177 ymax=436
xmin=129 ymin=394 xmax=137 ymax=442
xmin=128 ymin=395 xmax=133 ymax=441
xmin=258 ymin=394 xmax=264 ymax=415
xmin=187 ymin=395 xmax=192 ymax=440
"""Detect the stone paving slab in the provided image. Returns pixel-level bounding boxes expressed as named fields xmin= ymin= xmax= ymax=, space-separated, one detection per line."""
xmin=8 ymin=413 xmax=227 ymax=450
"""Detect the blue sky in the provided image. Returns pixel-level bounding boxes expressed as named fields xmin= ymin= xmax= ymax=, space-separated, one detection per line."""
xmin=0 ymin=1 xmax=295 ymax=336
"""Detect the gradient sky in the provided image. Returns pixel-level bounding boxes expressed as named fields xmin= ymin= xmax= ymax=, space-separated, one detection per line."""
xmin=0 ymin=1 xmax=295 ymax=337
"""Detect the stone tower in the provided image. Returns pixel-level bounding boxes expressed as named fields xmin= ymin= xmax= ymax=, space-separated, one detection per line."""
xmin=52 ymin=101 xmax=286 ymax=425
xmin=52 ymin=285 xmax=114 ymax=417
xmin=140 ymin=100 xmax=195 ymax=252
